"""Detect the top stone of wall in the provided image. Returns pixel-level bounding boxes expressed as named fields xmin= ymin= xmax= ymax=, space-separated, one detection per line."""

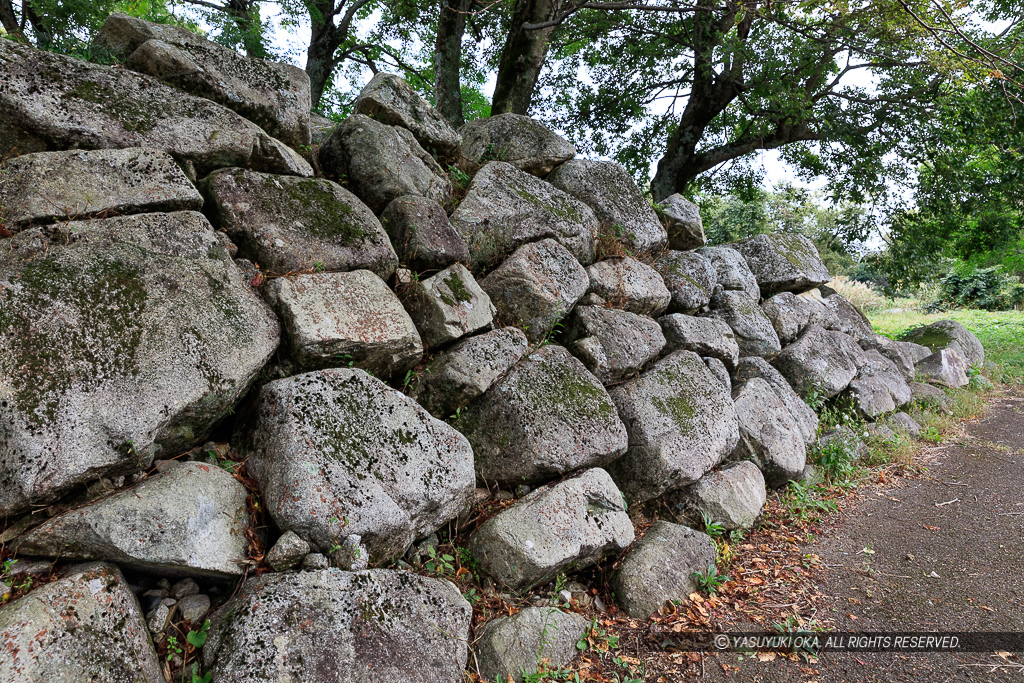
xmin=96 ymin=13 xmax=311 ymax=149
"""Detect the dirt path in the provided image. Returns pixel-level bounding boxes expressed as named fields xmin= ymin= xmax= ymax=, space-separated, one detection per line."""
xmin=702 ymin=391 xmax=1024 ymax=682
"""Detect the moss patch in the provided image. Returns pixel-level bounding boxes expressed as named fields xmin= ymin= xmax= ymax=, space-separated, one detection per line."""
xmin=266 ymin=176 xmax=368 ymax=243
xmin=442 ymin=271 xmax=472 ymax=304
xmin=64 ymin=80 xmax=157 ymax=133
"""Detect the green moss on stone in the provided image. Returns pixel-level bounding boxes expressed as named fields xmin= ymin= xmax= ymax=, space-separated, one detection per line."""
xmin=443 ymin=271 xmax=472 ymax=304
xmin=268 ymin=176 xmax=368 ymax=243
xmin=64 ymin=80 xmax=158 ymax=133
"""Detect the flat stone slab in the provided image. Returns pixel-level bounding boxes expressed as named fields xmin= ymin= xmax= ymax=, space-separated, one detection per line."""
xmin=0 ymin=148 xmax=201 ymax=230
xmin=459 ymin=113 xmax=575 ymax=176
xmin=16 ymin=462 xmax=250 ymax=578
xmin=0 ymin=38 xmax=311 ymax=177
xmin=735 ymin=233 xmax=831 ymax=297
xmin=264 ymin=270 xmax=423 ymax=377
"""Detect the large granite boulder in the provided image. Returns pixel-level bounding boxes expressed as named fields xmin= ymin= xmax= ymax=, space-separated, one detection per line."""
xmin=608 ymin=351 xmax=740 ymax=504
xmin=915 ymin=348 xmax=970 ymax=388
xmin=455 ymin=344 xmax=627 ymax=485
xmin=660 ymin=194 xmax=706 ymax=250
xmin=16 ymin=462 xmax=249 ymax=578
xmin=697 ymin=245 xmax=760 ymax=302
xmin=0 ymin=562 xmax=162 ymax=683
xmin=0 ymin=39 xmax=310 ymax=176
xmin=654 ymin=250 xmax=717 ymax=313
xmin=264 ymin=270 xmax=423 ymax=377
xmin=902 ymin=319 xmax=984 ymax=367
xmin=380 ymin=195 xmax=470 ymax=272
xmin=0 ymin=212 xmax=278 ymax=515
xmin=610 ymin=521 xmax=717 ymax=618
xmin=354 ymin=72 xmax=461 ymax=156
xmin=842 ymin=349 xmax=913 ymax=419
xmin=469 ymin=468 xmax=634 ymax=591
xmin=0 ymin=148 xmax=201 ymax=230
xmin=857 ymin=334 xmax=915 ymax=383
xmin=459 ymin=114 xmax=575 ymax=176
xmin=547 ymin=159 xmax=667 ymax=254
xmin=318 ymin=114 xmax=451 ymax=213
xmin=96 ymin=13 xmax=311 ymax=148
xmin=822 ymin=293 xmax=874 ymax=342
xmin=706 ymin=289 xmax=782 ymax=358
xmin=205 ymin=569 xmax=471 ymax=683
xmin=771 ymin=325 xmax=866 ymax=399
xmin=475 ymin=607 xmax=588 ymax=683
xmin=733 ymin=357 xmax=819 ymax=446
xmin=760 ymin=291 xmax=838 ymax=345
xmin=731 ymin=378 xmax=807 ymax=487
xmin=585 ymin=257 xmax=671 ymax=316
xmin=246 ymin=369 xmax=475 ymax=561
xmin=449 ymin=161 xmax=598 ymax=270
xmin=562 ymin=306 xmax=666 ymax=384
xmin=202 ymin=167 xmax=398 ymax=278
xmin=734 ymin=233 xmax=831 ymax=297
xmin=411 ymin=327 xmax=529 ymax=418
xmin=659 ymin=314 xmax=740 ymax=370
xmin=480 ymin=239 xmax=589 ymax=343
xmin=673 ymin=461 xmax=766 ymax=530
xmin=400 ymin=263 xmax=494 ymax=348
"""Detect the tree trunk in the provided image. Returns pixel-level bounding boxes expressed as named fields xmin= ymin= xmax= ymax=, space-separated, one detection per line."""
xmin=434 ymin=0 xmax=470 ymax=126
xmin=306 ymin=24 xmax=339 ymax=111
xmin=0 ymin=0 xmax=18 ymax=35
xmin=22 ymin=1 xmax=50 ymax=47
xmin=490 ymin=0 xmax=558 ymax=115
xmin=226 ymin=0 xmax=267 ymax=58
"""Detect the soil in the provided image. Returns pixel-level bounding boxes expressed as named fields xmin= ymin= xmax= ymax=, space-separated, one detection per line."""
xmin=699 ymin=391 xmax=1024 ymax=681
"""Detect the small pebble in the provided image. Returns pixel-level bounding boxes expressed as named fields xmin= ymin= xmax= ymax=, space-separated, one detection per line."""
xmin=171 ymin=577 xmax=200 ymax=599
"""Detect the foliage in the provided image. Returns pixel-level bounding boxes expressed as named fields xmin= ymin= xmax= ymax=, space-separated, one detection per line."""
xmin=779 ymin=481 xmax=837 ymax=523
xmin=809 ymin=437 xmax=859 ymax=485
xmin=690 ymin=564 xmax=729 ymax=595
xmin=186 ymin=620 xmax=210 ymax=648
xmin=577 ymin=618 xmax=619 ymax=652
xmin=699 ymin=511 xmax=725 ymax=539
xmin=932 ymin=264 xmax=1024 ymax=312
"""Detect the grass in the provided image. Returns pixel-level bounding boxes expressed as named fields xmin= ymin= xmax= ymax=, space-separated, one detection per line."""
xmin=868 ymin=307 xmax=1024 ymax=383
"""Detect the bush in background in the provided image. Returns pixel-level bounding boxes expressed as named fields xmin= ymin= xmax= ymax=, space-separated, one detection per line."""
xmin=931 ymin=265 xmax=1024 ymax=312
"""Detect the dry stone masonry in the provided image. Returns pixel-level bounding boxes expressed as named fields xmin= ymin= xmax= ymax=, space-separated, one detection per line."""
xmin=0 ymin=24 xmax=988 ymax=683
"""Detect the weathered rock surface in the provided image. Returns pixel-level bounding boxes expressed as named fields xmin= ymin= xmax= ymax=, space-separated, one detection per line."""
xmin=882 ymin=411 xmax=923 ymax=438
xmin=703 ymin=356 xmax=732 ymax=394
xmin=411 ymin=327 xmax=529 ymax=418
xmin=608 ymin=351 xmax=740 ymax=504
xmin=0 ymin=148 xmax=202 ymax=230
xmin=733 ymin=357 xmax=819 ymax=446
xmin=265 ymin=530 xmax=310 ymax=572
xmin=547 ymin=159 xmax=667 ymax=253
xmin=731 ymin=378 xmax=807 ymax=487
xmin=480 ymin=239 xmax=589 ymax=343
xmin=822 ymin=293 xmax=874 ymax=342
xmin=401 ymin=263 xmax=494 ymax=348
xmin=318 ymin=114 xmax=451 ymax=213
xmin=698 ymin=245 xmax=760 ymax=302
xmin=585 ymin=257 xmax=671 ymax=316
xmin=309 ymin=112 xmax=337 ymax=145
xmin=354 ymin=72 xmax=461 ymax=156
xmin=706 ymin=289 xmax=782 ymax=358
xmin=450 ymin=161 xmax=598 ymax=269
xmin=264 ymin=270 xmax=422 ymax=376
xmin=899 ymin=340 xmax=935 ymax=364
xmin=902 ymin=319 xmax=985 ymax=367
xmin=0 ymin=39 xmax=311 ymax=176
xmin=97 ymin=13 xmax=311 ymax=148
xmin=915 ymin=348 xmax=970 ymax=388
xmin=456 ymin=344 xmax=626 ymax=484
xmin=610 ymin=521 xmax=717 ymax=618
xmin=0 ymin=211 xmax=278 ymax=515
xmin=661 ymin=194 xmax=706 ymax=250
xmin=659 ymin=314 xmax=740 ymax=370
xmin=910 ymin=381 xmax=952 ymax=410
xmin=203 ymin=167 xmax=398 ymax=278
xmin=673 ymin=461 xmax=766 ymax=530
xmin=205 ymin=569 xmax=471 ymax=683
xmin=562 ymin=306 xmax=666 ymax=384
xmin=771 ymin=325 xmax=865 ymax=398
xmin=842 ymin=349 xmax=913 ymax=419
xmin=859 ymin=333 xmax=916 ymax=382
xmin=17 ymin=462 xmax=249 ymax=577
xmin=459 ymin=114 xmax=575 ymax=176
xmin=654 ymin=250 xmax=717 ymax=313
xmin=814 ymin=426 xmax=868 ymax=461
xmin=734 ymin=233 xmax=831 ymax=297
xmin=380 ymin=195 xmax=470 ymax=272
xmin=475 ymin=607 xmax=589 ymax=683
xmin=246 ymin=369 xmax=475 ymax=561
xmin=0 ymin=562 xmax=162 ymax=683
xmin=469 ymin=468 xmax=634 ymax=591
xmin=760 ymin=291 xmax=837 ymax=345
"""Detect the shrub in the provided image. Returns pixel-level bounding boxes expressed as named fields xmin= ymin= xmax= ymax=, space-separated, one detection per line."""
xmin=932 ymin=265 xmax=1024 ymax=312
